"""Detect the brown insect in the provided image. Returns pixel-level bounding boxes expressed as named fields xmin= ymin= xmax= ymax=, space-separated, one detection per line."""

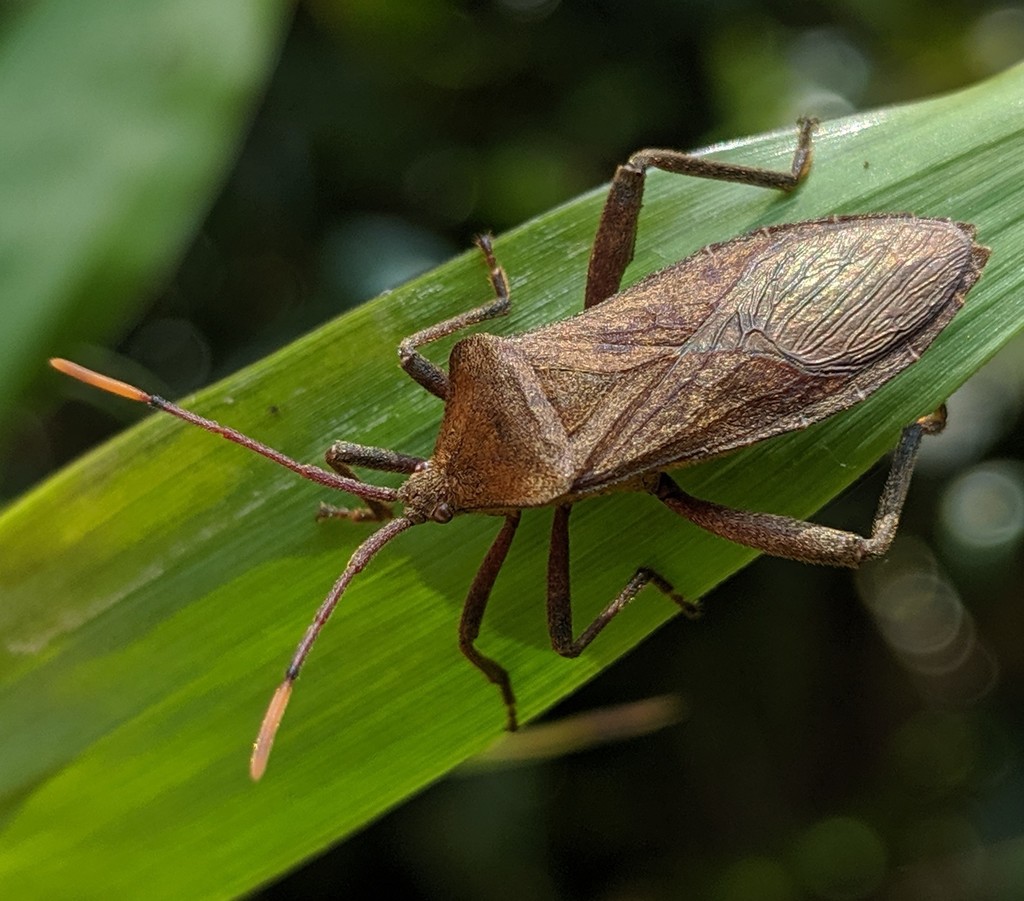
xmin=51 ymin=119 xmax=990 ymax=779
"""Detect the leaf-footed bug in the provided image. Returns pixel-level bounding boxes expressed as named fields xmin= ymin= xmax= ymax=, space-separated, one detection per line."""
xmin=51 ymin=118 xmax=990 ymax=778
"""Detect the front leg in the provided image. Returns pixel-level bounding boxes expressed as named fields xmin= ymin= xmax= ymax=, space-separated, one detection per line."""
xmin=585 ymin=117 xmax=816 ymax=309
xmin=317 ymin=441 xmax=424 ymax=523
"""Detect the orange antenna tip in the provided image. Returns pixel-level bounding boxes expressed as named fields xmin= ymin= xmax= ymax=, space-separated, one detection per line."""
xmin=49 ymin=358 xmax=151 ymax=403
xmin=250 ymin=680 xmax=294 ymax=781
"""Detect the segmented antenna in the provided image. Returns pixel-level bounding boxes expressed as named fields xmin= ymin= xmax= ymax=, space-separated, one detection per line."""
xmin=50 ymin=358 xmax=416 ymax=779
xmin=49 ymin=359 xmax=398 ymax=502
xmin=250 ymin=515 xmax=415 ymax=779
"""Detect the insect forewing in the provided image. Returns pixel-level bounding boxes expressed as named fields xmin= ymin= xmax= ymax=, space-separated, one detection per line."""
xmin=514 ymin=216 xmax=986 ymax=490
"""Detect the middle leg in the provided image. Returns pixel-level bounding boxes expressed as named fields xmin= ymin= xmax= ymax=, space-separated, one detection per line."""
xmin=546 ymin=504 xmax=700 ymax=660
xmin=398 ymin=234 xmax=512 ymax=400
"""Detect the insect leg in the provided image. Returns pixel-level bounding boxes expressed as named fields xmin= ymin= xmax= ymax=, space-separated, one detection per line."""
xmin=398 ymin=234 xmax=511 ymax=400
xmin=326 ymin=440 xmax=425 ymax=474
xmin=653 ymin=409 xmax=945 ymax=567
xmin=584 ymin=117 xmax=816 ymax=309
xmin=460 ymin=512 xmax=522 ymax=730
xmin=546 ymin=505 xmax=699 ymax=659
xmin=316 ymin=442 xmax=425 ymax=522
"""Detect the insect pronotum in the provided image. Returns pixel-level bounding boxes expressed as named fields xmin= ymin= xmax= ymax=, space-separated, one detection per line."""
xmin=52 ymin=119 xmax=990 ymax=779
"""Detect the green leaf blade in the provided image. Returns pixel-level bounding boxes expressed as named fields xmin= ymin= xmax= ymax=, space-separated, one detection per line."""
xmin=2 ymin=64 xmax=1024 ymax=897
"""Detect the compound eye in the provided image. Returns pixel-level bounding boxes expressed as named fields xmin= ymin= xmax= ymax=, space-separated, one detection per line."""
xmin=431 ymin=502 xmax=453 ymax=523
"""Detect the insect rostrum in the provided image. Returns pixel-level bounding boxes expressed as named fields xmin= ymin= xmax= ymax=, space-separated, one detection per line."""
xmin=51 ymin=119 xmax=989 ymax=779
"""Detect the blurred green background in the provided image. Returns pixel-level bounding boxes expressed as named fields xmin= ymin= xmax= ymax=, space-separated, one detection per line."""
xmin=5 ymin=0 xmax=1024 ymax=898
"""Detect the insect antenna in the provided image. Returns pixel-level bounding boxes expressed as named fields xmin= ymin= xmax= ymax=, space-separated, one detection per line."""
xmin=50 ymin=358 xmax=421 ymax=778
xmin=49 ymin=358 xmax=398 ymax=504
xmin=250 ymin=514 xmax=416 ymax=780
